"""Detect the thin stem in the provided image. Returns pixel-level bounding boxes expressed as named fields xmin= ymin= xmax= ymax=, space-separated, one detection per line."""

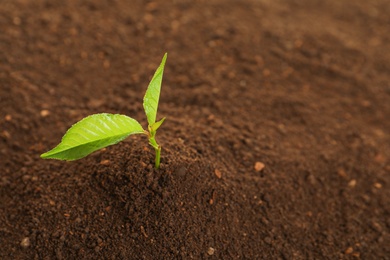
xmin=155 ymin=145 xmax=161 ymax=169
xmin=148 ymin=134 xmax=161 ymax=169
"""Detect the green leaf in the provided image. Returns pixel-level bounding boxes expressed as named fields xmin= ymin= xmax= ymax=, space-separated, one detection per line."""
xmin=41 ymin=113 xmax=144 ymax=161
xmin=150 ymin=117 xmax=166 ymax=132
xmin=143 ymin=53 xmax=167 ymax=126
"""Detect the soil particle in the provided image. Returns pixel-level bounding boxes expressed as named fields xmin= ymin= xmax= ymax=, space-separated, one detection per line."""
xmin=40 ymin=109 xmax=50 ymax=117
xmin=207 ymin=247 xmax=215 ymax=256
xmin=345 ymin=247 xmax=354 ymax=254
xmin=348 ymin=179 xmax=357 ymax=187
xmin=214 ymin=169 xmax=222 ymax=179
xmin=20 ymin=237 xmax=31 ymax=248
xmin=254 ymin=162 xmax=265 ymax=172
xmin=99 ymin=159 xmax=110 ymax=165
xmin=5 ymin=114 xmax=12 ymax=121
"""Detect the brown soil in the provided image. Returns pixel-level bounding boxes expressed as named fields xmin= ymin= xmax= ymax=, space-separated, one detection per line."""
xmin=1 ymin=0 xmax=389 ymax=259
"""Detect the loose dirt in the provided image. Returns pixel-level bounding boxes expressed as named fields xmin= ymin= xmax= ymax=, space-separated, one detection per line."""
xmin=1 ymin=0 xmax=389 ymax=258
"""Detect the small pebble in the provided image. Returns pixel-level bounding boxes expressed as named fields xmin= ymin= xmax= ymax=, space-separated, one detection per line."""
xmin=348 ymin=179 xmax=357 ymax=187
xmin=214 ymin=169 xmax=222 ymax=179
xmin=207 ymin=247 xmax=215 ymax=255
xmin=20 ymin=237 xmax=30 ymax=248
xmin=100 ymin=160 xmax=110 ymax=165
xmin=254 ymin=162 xmax=265 ymax=172
xmin=5 ymin=114 xmax=12 ymax=121
xmin=345 ymin=247 xmax=353 ymax=254
xmin=40 ymin=110 xmax=50 ymax=117
xmin=337 ymin=168 xmax=347 ymax=178
xmin=374 ymin=183 xmax=382 ymax=189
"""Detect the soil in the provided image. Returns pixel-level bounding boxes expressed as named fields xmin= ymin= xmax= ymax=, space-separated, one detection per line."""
xmin=1 ymin=0 xmax=389 ymax=259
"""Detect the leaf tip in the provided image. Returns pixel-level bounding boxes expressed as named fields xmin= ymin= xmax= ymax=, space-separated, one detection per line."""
xmin=40 ymin=151 xmax=49 ymax=159
xmin=160 ymin=52 xmax=168 ymax=68
xmin=40 ymin=151 xmax=55 ymax=160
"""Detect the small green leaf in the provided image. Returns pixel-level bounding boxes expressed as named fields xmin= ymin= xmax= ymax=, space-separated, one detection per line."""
xmin=143 ymin=53 xmax=167 ymax=126
xmin=41 ymin=113 xmax=144 ymax=160
xmin=150 ymin=117 xmax=166 ymax=132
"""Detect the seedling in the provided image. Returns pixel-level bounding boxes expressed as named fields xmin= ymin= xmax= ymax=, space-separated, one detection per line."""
xmin=41 ymin=53 xmax=167 ymax=169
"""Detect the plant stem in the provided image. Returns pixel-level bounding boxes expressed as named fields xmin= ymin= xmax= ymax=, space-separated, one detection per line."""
xmin=155 ymin=145 xmax=161 ymax=169
xmin=148 ymin=134 xmax=161 ymax=169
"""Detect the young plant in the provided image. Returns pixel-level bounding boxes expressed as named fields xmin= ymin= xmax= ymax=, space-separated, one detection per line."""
xmin=41 ymin=53 xmax=167 ymax=169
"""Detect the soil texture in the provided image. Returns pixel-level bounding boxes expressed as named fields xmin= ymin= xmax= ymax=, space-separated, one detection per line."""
xmin=1 ymin=0 xmax=389 ymax=259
